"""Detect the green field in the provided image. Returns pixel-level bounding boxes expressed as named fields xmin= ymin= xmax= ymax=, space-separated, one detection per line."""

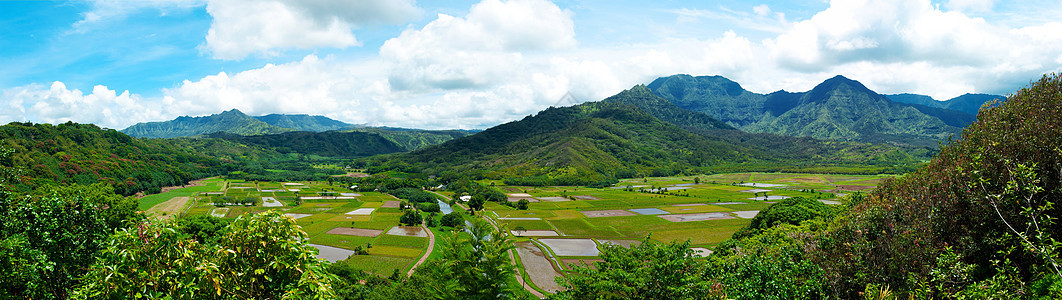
xmin=163 ymin=172 xmax=889 ymax=290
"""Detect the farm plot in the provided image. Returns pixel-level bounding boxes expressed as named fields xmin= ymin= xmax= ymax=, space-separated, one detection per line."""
xmin=515 ymin=242 xmax=564 ymax=293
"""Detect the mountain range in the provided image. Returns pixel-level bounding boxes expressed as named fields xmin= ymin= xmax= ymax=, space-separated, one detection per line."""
xmin=646 ymin=74 xmax=1004 ymax=147
xmin=121 ymin=109 xmax=349 ymax=138
xmin=370 ymin=84 xmax=930 ymax=185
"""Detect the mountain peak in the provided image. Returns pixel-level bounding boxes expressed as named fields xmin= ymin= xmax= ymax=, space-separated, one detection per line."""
xmin=220 ymin=108 xmax=246 ymax=116
xmin=805 ymin=75 xmax=875 ymax=102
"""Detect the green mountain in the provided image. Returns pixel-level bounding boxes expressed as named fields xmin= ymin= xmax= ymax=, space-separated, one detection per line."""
xmin=647 ymin=75 xmax=984 ymax=147
xmin=886 ymin=93 xmax=1005 ymax=115
xmin=122 ymin=109 xmax=294 ymax=138
xmin=253 ymin=114 xmax=352 ymax=132
xmin=344 ymin=127 xmax=475 ymax=151
xmin=205 ymin=131 xmax=405 ymax=158
xmin=600 ymin=85 xmax=733 ymax=131
xmin=368 ymin=85 xmax=927 ymax=185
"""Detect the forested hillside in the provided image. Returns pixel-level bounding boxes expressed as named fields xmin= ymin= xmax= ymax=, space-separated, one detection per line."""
xmin=0 ymin=122 xmax=221 ymax=195
xmin=206 ymin=131 xmax=405 ymax=158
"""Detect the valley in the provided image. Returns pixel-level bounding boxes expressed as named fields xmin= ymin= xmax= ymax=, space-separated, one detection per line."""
xmin=1 ymin=73 xmax=1057 ymax=300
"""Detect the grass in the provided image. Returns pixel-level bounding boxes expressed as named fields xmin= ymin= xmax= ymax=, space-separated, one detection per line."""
xmin=138 ymin=183 xmax=224 ymax=210
xmin=367 ymin=245 xmax=424 ymax=258
xmin=500 ymin=220 xmax=555 ymax=231
xmin=549 ymin=219 xmax=624 ymax=238
xmin=337 ymin=255 xmax=414 ymax=277
xmin=374 ymin=234 xmax=428 ymax=249
xmin=310 ymin=234 xmax=376 ymax=250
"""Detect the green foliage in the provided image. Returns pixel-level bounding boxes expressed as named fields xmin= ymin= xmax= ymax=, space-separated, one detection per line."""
xmin=733 ymin=197 xmax=835 ymax=239
xmin=174 ymin=214 xmax=231 ymax=245
xmin=812 ymin=73 xmax=1062 ymax=297
xmin=554 ymin=238 xmax=722 ymax=300
xmin=516 ymin=199 xmax=529 ymax=210
xmin=345 ymin=127 xmax=474 ymax=151
xmin=426 ymin=219 xmax=519 ymax=299
xmin=400 ymin=211 xmax=423 ymax=226
xmin=440 ymin=212 xmax=465 ymax=228
xmin=74 ymin=211 xmax=337 ymax=299
xmin=0 ymin=122 xmax=220 ymax=195
xmin=709 ymin=222 xmax=828 ymax=300
xmin=416 ymin=202 xmax=441 ymax=212
xmin=0 ymin=191 xmax=110 ymax=299
xmin=389 ymin=187 xmax=438 ymax=203
xmin=207 ymin=130 xmax=405 ymax=158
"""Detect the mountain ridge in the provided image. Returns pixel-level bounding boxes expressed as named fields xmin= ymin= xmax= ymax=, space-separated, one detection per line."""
xmin=647 ymin=74 xmax=1002 ymax=147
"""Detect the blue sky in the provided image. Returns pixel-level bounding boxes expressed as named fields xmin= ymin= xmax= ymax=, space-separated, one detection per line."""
xmin=1 ymin=0 xmax=1061 ymax=129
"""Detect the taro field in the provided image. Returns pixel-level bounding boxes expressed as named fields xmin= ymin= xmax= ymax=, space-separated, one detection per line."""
xmin=465 ymin=172 xmax=893 ymax=294
xmin=140 ymin=179 xmax=432 ymax=277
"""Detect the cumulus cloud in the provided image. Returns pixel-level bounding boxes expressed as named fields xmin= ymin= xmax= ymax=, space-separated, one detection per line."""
xmin=381 ymin=0 xmax=575 ymax=91
xmin=1 ymin=82 xmax=163 ymax=129
xmin=203 ymin=0 xmax=419 ymax=60
xmin=761 ymin=0 xmax=1062 ymax=98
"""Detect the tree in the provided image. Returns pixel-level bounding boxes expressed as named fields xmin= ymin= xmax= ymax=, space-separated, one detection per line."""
xmin=73 ymin=211 xmax=337 ymax=299
xmin=174 ymin=214 xmax=231 ymax=245
xmin=419 ymin=219 xmax=518 ymax=299
xmin=469 ymin=193 xmax=485 ymax=211
xmin=516 ymin=199 xmax=530 ymax=210
xmin=440 ymin=212 xmax=465 ymax=228
xmin=554 ymin=238 xmax=721 ymax=300
xmin=400 ymin=211 xmax=424 ymax=226
xmin=513 ymin=226 xmax=527 ymax=236
xmin=733 ymin=197 xmax=834 ymax=239
xmin=0 ymin=191 xmax=110 ymax=299
xmin=426 ymin=212 xmax=439 ymax=227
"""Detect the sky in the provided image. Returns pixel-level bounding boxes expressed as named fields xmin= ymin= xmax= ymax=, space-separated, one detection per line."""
xmin=1 ymin=0 xmax=1061 ymax=130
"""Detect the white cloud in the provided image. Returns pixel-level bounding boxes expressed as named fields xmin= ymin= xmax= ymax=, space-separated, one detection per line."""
xmin=1 ymin=82 xmax=163 ymax=129
xmin=203 ymin=0 xmax=419 ymax=60
xmin=753 ymin=4 xmax=771 ymax=17
xmin=760 ymin=0 xmax=1062 ymax=99
xmin=380 ymin=0 xmax=575 ymax=91
xmin=946 ymin=0 xmax=995 ymax=13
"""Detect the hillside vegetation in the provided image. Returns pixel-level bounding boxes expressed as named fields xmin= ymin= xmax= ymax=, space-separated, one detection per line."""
xmin=0 ymin=122 xmax=220 ymax=195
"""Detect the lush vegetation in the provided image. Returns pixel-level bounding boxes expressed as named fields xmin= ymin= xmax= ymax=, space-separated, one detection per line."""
xmin=345 ymin=127 xmax=475 ymax=151
xmin=0 ymin=122 xmax=220 ymax=195
xmin=206 ymin=131 xmax=406 ymax=158
xmin=701 ymin=73 xmax=1062 ymax=298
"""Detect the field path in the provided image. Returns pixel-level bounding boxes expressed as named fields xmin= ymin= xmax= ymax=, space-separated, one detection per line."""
xmin=406 ymin=223 xmax=436 ymax=276
xmin=145 ymin=196 xmax=190 ymax=220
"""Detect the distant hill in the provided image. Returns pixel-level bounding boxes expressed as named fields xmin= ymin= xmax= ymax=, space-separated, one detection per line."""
xmin=344 ymin=127 xmax=475 ymax=151
xmin=647 ymin=74 xmax=995 ymax=147
xmin=253 ymin=114 xmax=352 ymax=132
xmin=205 ymin=131 xmax=405 ymax=158
xmin=885 ymin=93 xmax=1006 ymax=115
xmin=122 ymin=110 xmax=470 ymax=152
xmin=369 ymin=85 xmax=927 ymax=185
xmin=122 ymin=109 xmax=295 ymax=138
